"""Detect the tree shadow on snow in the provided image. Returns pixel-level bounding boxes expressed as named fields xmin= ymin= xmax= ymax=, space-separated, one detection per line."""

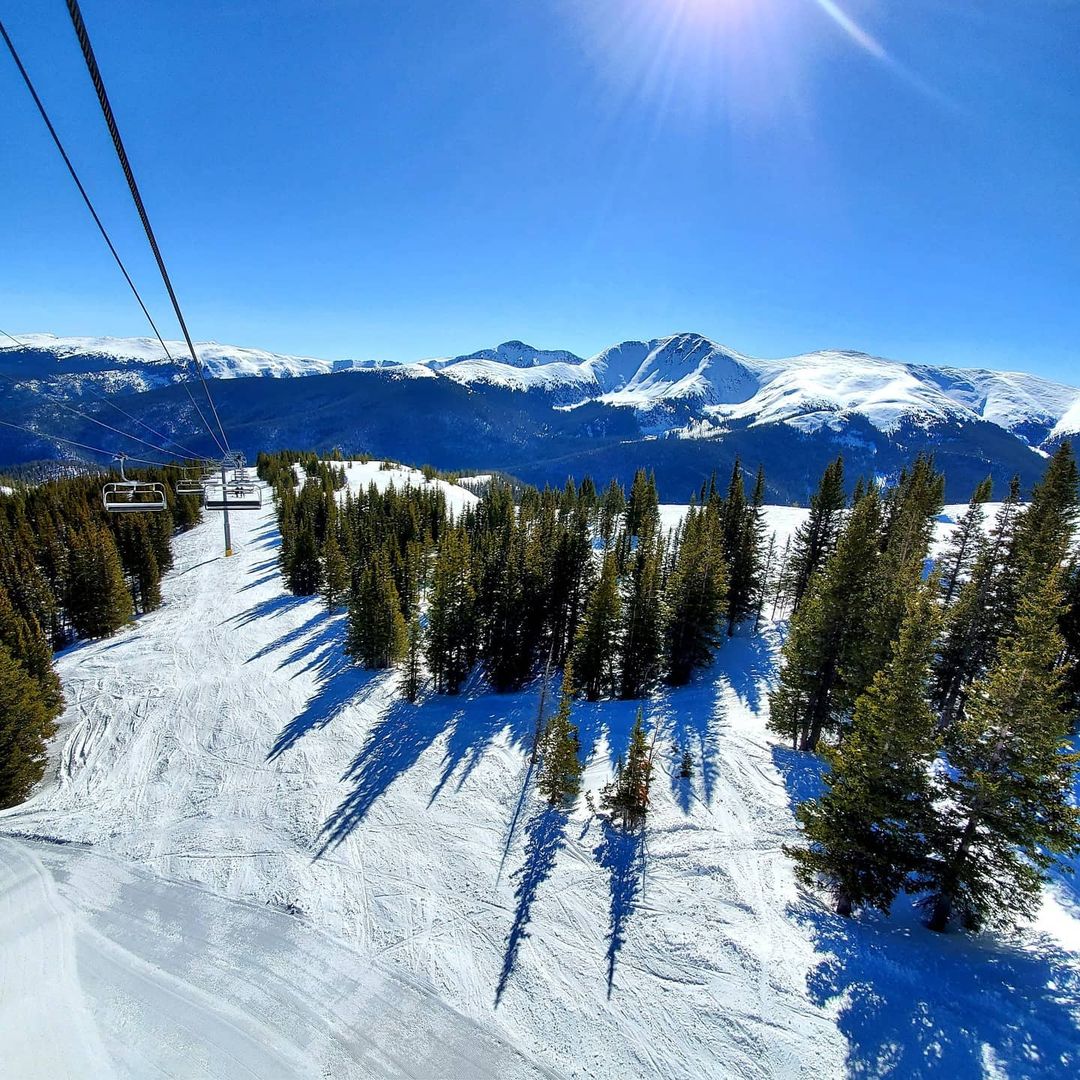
xmin=495 ymin=806 xmax=569 ymax=1006
xmin=263 ymin=609 xmax=387 ymax=761
xmin=802 ymin=904 xmax=1080 ymax=1079
xmin=428 ymin=690 xmax=536 ymax=806
xmin=226 ymin=593 xmax=307 ymax=628
xmin=595 ymin=819 xmax=646 ymax=999
xmin=713 ymin=627 xmax=778 ymax=716
xmin=770 ymin=744 xmax=828 ymax=817
xmin=315 ymin=699 xmax=461 ymax=856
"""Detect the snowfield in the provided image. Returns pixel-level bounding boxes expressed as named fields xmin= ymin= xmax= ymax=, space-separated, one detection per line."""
xmin=1 ymin=473 xmax=1078 ymax=1078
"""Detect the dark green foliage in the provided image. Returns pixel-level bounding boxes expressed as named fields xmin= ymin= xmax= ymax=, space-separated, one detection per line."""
xmin=345 ymin=547 xmax=408 ymax=669
xmin=404 ymin=613 xmax=423 ymax=703
xmin=938 ymin=475 xmax=992 ymax=607
xmin=320 ymin=531 xmax=349 ymax=611
xmin=780 ymin=456 xmax=845 ymax=615
xmin=572 ymin=553 xmax=622 ymax=701
xmin=286 ymin=524 xmax=322 ymax=596
xmin=923 ymin=572 xmax=1080 ymax=932
xmin=537 ymin=663 xmax=583 ymax=805
xmin=769 ymin=488 xmax=883 ymax=751
xmin=67 ymin=524 xmax=133 ymax=639
xmin=790 ymin=580 xmax=942 ymax=916
xmin=618 ymin=523 xmax=665 ymax=699
xmin=0 ymin=642 xmax=57 ymax=809
xmin=664 ymin=503 xmax=727 ymax=686
xmin=426 ymin=526 xmax=477 ymax=694
xmin=600 ymin=708 xmax=653 ymax=829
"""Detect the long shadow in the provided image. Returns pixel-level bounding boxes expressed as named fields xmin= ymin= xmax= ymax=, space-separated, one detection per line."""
xmin=770 ymin=744 xmax=828 ymax=817
xmin=802 ymin=904 xmax=1080 ymax=1078
xmin=227 ymin=593 xmax=307 ymax=628
xmin=316 ymin=698 xmax=460 ymax=856
xmin=266 ymin=634 xmax=382 ymax=761
xmin=239 ymin=572 xmax=279 ymax=593
xmin=714 ymin=627 xmax=779 ymax=716
xmin=595 ymin=819 xmax=646 ymax=999
xmin=495 ymin=805 xmax=569 ymax=1006
xmin=428 ymin=690 xmax=537 ymax=806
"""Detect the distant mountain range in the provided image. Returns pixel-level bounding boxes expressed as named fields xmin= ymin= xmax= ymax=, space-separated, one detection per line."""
xmin=3 ymin=332 xmax=1077 ymax=502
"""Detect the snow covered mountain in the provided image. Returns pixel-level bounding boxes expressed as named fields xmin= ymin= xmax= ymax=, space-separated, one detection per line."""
xmin=3 ymin=331 xmax=1077 ymax=501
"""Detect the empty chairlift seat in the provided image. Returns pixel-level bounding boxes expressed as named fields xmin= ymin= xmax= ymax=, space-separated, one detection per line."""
xmin=102 ymin=479 xmax=168 ymax=513
xmin=203 ymin=481 xmax=264 ymax=511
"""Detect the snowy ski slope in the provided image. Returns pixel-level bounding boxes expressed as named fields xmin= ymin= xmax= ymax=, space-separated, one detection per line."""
xmin=1 ymin=469 xmax=1078 ymax=1078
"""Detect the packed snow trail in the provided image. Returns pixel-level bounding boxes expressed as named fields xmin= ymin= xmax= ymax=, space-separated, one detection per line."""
xmin=3 ymin=467 xmax=1075 ymax=1077
xmin=0 ymin=837 xmax=553 ymax=1079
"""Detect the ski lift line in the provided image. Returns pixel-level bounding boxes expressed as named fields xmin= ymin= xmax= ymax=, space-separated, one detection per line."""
xmin=64 ymin=0 xmax=232 ymax=458
xmin=0 ymin=418 xmax=184 ymax=470
xmin=1 ymin=328 xmax=205 ymax=461
xmin=0 ymin=368 xmax=203 ymax=463
xmin=0 ymin=21 xmax=227 ymax=459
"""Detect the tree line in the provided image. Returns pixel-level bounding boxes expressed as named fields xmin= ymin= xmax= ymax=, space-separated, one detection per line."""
xmin=0 ymin=465 xmax=200 ymax=808
xmin=262 ymin=451 xmax=775 ymax=814
xmin=770 ymin=445 xmax=1080 ymax=932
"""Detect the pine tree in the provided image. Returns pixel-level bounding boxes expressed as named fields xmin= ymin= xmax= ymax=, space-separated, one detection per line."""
xmin=320 ymin=531 xmax=349 ymax=611
xmin=781 ymin=456 xmax=846 ymax=614
xmin=933 ymin=479 xmax=1023 ymax=727
xmin=67 ymin=525 xmax=133 ymax=639
xmin=618 ymin=526 xmax=665 ymax=699
xmin=345 ymin=547 xmax=408 ymax=669
xmin=0 ymin=642 xmax=57 ymax=809
xmin=286 ymin=524 xmax=322 ymax=596
xmin=404 ymin=612 xmax=423 ymax=703
xmin=0 ymin=584 xmax=63 ymax=717
xmin=426 ymin=526 xmax=478 ymax=694
xmin=600 ymin=707 xmax=653 ymax=830
xmin=664 ymin=504 xmax=727 ymax=686
xmin=938 ymin=476 xmax=993 ymax=607
xmin=923 ymin=572 xmax=1080 ymax=932
xmin=789 ymin=580 xmax=941 ymax=915
xmin=720 ymin=459 xmax=757 ymax=635
xmin=768 ymin=489 xmax=883 ymax=751
xmin=537 ymin=662 xmax=584 ymax=805
xmin=625 ymin=469 xmax=659 ymax=539
xmin=573 ymin=553 xmax=622 ymax=701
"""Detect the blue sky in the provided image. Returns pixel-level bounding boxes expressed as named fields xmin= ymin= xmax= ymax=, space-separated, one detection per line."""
xmin=2 ymin=1 xmax=1078 ymax=380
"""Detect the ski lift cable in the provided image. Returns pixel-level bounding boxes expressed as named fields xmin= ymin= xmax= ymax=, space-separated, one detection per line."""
xmin=0 ymin=367 xmax=204 ymax=462
xmin=1 ymin=328 xmax=204 ymax=460
xmin=0 ymin=417 xmax=185 ymax=469
xmin=0 ymin=19 xmax=227 ymax=459
xmin=64 ymin=0 xmax=232 ymax=458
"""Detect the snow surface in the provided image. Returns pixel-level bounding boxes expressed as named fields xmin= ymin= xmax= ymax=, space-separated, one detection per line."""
xmin=0 ymin=478 xmax=1077 ymax=1078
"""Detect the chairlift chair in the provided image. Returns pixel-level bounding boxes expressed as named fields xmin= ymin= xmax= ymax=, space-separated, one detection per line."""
xmin=202 ymin=481 xmax=264 ymax=511
xmin=176 ymin=464 xmax=206 ymax=495
xmin=102 ymin=455 xmax=168 ymax=513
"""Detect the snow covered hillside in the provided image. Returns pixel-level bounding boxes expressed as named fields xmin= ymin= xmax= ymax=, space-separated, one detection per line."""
xmin=1 ymin=471 xmax=1078 ymax=1078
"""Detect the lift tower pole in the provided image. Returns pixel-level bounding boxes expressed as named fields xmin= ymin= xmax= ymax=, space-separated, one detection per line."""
xmin=220 ymin=461 xmax=233 ymax=557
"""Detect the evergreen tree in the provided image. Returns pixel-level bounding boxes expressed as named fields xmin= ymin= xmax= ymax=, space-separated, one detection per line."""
xmin=537 ymin=662 xmax=584 ymax=805
xmin=67 ymin=525 xmax=133 ymax=639
xmin=572 ymin=553 xmax=622 ymax=701
xmin=1061 ymin=561 xmax=1080 ymax=726
xmin=789 ymin=580 xmax=941 ymax=915
xmin=719 ymin=459 xmax=756 ymax=634
xmin=426 ymin=526 xmax=478 ymax=694
xmin=938 ymin=476 xmax=993 ymax=607
xmin=345 ymin=548 xmax=408 ymax=669
xmin=600 ymin=707 xmax=652 ymax=829
xmin=0 ymin=585 xmax=63 ymax=717
xmin=598 ymin=480 xmax=626 ymax=547
xmin=923 ymin=572 xmax=1080 ymax=932
xmin=286 ymin=524 xmax=322 ymax=596
xmin=618 ymin=525 xmax=665 ymax=699
xmin=625 ymin=469 xmax=659 ymax=539
xmin=0 ymin=642 xmax=57 ymax=809
xmin=781 ymin=456 xmax=846 ymax=614
xmin=933 ymin=479 xmax=1023 ymax=727
xmin=404 ymin=612 xmax=423 ymax=703
xmin=664 ymin=504 xmax=727 ymax=686
xmin=768 ymin=489 xmax=883 ymax=751
xmin=320 ymin=531 xmax=349 ymax=611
